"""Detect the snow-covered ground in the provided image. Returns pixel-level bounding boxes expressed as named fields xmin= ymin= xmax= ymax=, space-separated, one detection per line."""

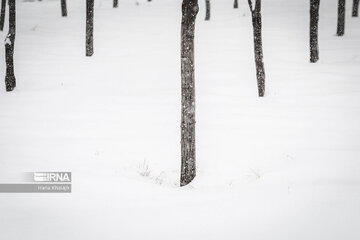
xmin=0 ymin=0 xmax=360 ymax=239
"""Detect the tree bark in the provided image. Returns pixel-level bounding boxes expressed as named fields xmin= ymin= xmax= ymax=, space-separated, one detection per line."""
xmin=337 ymin=0 xmax=345 ymax=36
xmin=4 ymin=0 xmax=16 ymax=92
xmin=353 ymin=0 xmax=359 ymax=17
xmin=234 ymin=0 xmax=238 ymax=9
xmin=180 ymin=0 xmax=198 ymax=187
xmin=113 ymin=0 xmax=118 ymax=8
xmin=205 ymin=0 xmax=210 ymax=20
xmin=61 ymin=0 xmax=67 ymax=17
xmin=0 ymin=0 xmax=5 ymax=31
xmin=248 ymin=0 xmax=265 ymax=97
xmin=86 ymin=0 xmax=94 ymax=56
xmin=310 ymin=0 xmax=320 ymax=63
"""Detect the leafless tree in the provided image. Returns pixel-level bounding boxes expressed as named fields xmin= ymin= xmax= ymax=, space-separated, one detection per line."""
xmin=61 ymin=0 xmax=67 ymax=17
xmin=205 ymin=0 xmax=210 ymax=20
xmin=0 ymin=0 xmax=5 ymax=31
xmin=86 ymin=0 xmax=94 ymax=56
xmin=247 ymin=0 xmax=265 ymax=97
xmin=353 ymin=0 xmax=359 ymax=17
xmin=5 ymin=0 xmax=16 ymax=91
xmin=337 ymin=0 xmax=345 ymax=36
xmin=180 ymin=0 xmax=199 ymax=187
xmin=310 ymin=0 xmax=320 ymax=63
xmin=234 ymin=0 xmax=238 ymax=9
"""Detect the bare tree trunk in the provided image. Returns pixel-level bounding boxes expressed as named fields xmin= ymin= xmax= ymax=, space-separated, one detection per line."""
xmin=180 ymin=0 xmax=198 ymax=187
xmin=353 ymin=0 xmax=359 ymax=16
xmin=61 ymin=0 xmax=67 ymax=17
xmin=86 ymin=0 xmax=94 ymax=56
xmin=4 ymin=0 xmax=16 ymax=92
xmin=0 ymin=0 xmax=5 ymax=31
xmin=337 ymin=0 xmax=345 ymax=36
xmin=248 ymin=0 xmax=265 ymax=97
xmin=205 ymin=0 xmax=210 ymax=20
xmin=113 ymin=0 xmax=118 ymax=8
xmin=310 ymin=0 xmax=320 ymax=63
xmin=234 ymin=0 xmax=238 ymax=9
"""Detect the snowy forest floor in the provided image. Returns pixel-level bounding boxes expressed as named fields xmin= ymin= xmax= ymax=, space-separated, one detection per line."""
xmin=0 ymin=0 xmax=360 ymax=239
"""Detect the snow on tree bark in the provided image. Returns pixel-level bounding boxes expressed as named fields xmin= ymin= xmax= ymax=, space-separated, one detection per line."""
xmin=180 ymin=0 xmax=198 ymax=187
xmin=86 ymin=0 xmax=94 ymax=56
xmin=0 ymin=0 xmax=5 ymax=31
xmin=234 ymin=0 xmax=238 ymax=9
xmin=353 ymin=0 xmax=359 ymax=17
xmin=113 ymin=0 xmax=118 ymax=8
xmin=248 ymin=0 xmax=265 ymax=97
xmin=337 ymin=0 xmax=345 ymax=36
xmin=310 ymin=0 xmax=320 ymax=63
xmin=4 ymin=0 xmax=16 ymax=92
xmin=61 ymin=0 xmax=67 ymax=17
xmin=205 ymin=0 xmax=210 ymax=21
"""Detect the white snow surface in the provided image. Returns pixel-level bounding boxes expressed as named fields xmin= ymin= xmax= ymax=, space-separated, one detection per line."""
xmin=0 ymin=0 xmax=360 ymax=239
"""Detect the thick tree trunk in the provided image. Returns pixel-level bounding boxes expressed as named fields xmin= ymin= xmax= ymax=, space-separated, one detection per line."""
xmin=234 ymin=0 xmax=238 ymax=9
xmin=310 ymin=0 xmax=320 ymax=63
xmin=205 ymin=0 xmax=210 ymax=20
xmin=353 ymin=0 xmax=359 ymax=17
xmin=248 ymin=0 xmax=265 ymax=97
xmin=113 ymin=0 xmax=118 ymax=8
xmin=337 ymin=0 xmax=345 ymax=36
xmin=61 ymin=0 xmax=67 ymax=17
xmin=180 ymin=0 xmax=198 ymax=187
xmin=4 ymin=0 xmax=16 ymax=92
xmin=86 ymin=0 xmax=94 ymax=56
xmin=0 ymin=0 xmax=5 ymax=31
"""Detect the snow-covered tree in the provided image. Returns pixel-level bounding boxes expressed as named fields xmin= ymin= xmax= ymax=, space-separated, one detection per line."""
xmin=247 ymin=0 xmax=265 ymax=97
xmin=5 ymin=0 xmax=16 ymax=91
xmin=337 ymin=0 xmax=345 ymax=36
xmin=180 ymin=0 xmax=199 ymax=187
xmin=353 ymin=0 xmax=359 ymax=17
xmin=86 ymin=0 xmax=94 ymax=56
xmin=0 ymin=0 xmax=5 ymax=31
xmin=205 ymin=0 xmax=210 ymax=21
xmin=61 ymin=0 xmax=67 ymax=17
xmin=310 ymin=0 xmax=320 ymax=63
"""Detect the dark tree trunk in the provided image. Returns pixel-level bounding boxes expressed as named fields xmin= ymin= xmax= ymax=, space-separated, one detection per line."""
xmin=353 ymin=0 xmax=359 ymax=16
xmin=0 ymin=0 xmax=5 ymax=31
xmin=113 ymin=0 xmax=118 ymax=8
xmin=310 ymin=0 xmax=320 ymax=63
xmin=4 ymin=0 xmax=16 ymax=92
xmin=337 ymin=0 xmax=345 ymax=36
xmin=205 ymin=0 xmax=210 ymax=20
xmin=61 ymin=0 xmax=67 ymax=17
xmin=248 ymin=0 xmax=265 ymax=97
xmin=234 ymin=0 xmax=238 ymax=9
xmin=180 ymin=0 xmax=198 ymax=187
xmin=86 ymin=0 xmax=94 ymax=56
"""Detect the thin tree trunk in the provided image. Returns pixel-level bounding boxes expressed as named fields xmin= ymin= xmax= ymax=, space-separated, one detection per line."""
xmin=0 ymin=0 xmax=5 ymax=31
xmin=180 ymin=0 xmax=198 ymax=187
xmin=234 ymin=0 xmax=238 ymax=9
xmin=248 ymin=0 xmax=265 ymax=97
xmin=310 ymin=0 xmax=320 ymax=63
xmin=205 ymin=0 xmax=210 ymax=20
xmin=337 ymin=0 xmax=345 ymax=36
xmin=86 ymin=0 xmax=94 ymax=56
xmin=61 ymin=0 xmax=67 ymax=17
xmin=353 ymin=0 xmax=359 ymax=17
xmin=113 ymin=0 xmax=118 ymax=8
xmin=4 ymin=0 xmax=16 ymax=92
